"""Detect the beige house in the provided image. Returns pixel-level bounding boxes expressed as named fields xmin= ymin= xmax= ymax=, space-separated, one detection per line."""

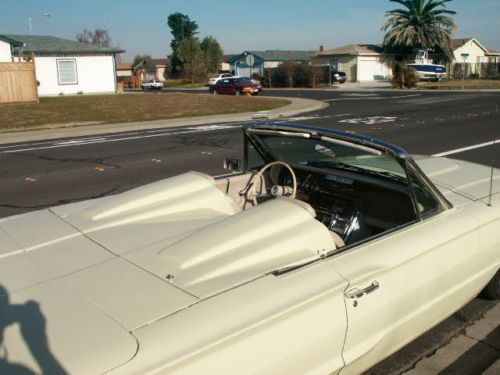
xmin=312 ymin=44 xmax=394 ymax=83
xmin=151 ymin=58 xmax=169 ymax=81
xmin=450 ymin=38 xmax=500 ymax=77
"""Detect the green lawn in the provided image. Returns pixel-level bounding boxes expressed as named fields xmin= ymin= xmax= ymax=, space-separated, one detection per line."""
xmin=419 ymin=79 xmax=500 ymax=90
xmin=0 ymin=93 xmax=289 ymax=131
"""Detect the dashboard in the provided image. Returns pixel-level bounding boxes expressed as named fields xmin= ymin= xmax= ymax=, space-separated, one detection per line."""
xmin=279 ymin=165 xmax=416 ymax=245
xmin=280 ymin=167 xmax=362 ymax=243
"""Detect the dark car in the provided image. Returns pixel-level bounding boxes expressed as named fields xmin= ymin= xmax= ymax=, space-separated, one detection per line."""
xmin=210 ymin=77 xmax=262 ymax=96
xmin=332 ymin=71 xmax=347 ymax=84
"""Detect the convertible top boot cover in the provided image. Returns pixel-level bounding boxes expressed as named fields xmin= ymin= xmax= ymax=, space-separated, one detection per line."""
xmin=129 ymin=197 xmax=336 ymax=298
xmin=51 ymin=172 xmax=336 ymax=298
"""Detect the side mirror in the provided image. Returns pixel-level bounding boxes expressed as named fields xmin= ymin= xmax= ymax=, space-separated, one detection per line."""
xmin=223 ymin=158 xmax=241 ymax=172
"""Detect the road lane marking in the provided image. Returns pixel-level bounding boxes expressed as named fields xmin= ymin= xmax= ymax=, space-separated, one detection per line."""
xmin=324 ymin=94 xmax=422 ymax=102
xmin=433 ymin=139 xmax=499 ymax=157
xmin=0 ymin=125 xmax=242 ymax=154
xmin=339 ymin=116 xmax=398 ymax=125
xmin=390 ymin=94 xmax=422 ymax=99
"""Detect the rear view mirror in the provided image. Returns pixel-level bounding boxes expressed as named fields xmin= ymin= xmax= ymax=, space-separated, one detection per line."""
xmin=223 ymin=158 xmax=241 ymax=171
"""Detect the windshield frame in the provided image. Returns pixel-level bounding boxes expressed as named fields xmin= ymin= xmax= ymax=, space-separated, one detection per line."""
xmin=243 ymin=123 xmax=452 ymax=212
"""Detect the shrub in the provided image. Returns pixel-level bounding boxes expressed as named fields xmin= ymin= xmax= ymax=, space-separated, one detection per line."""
xmin=293 ymin=63 xmax=313 ymax=87
xmin=403 ymin=67 xmax=418 ymax=88
xmin=392 ymin=63 xmax=418 ymax=89
xmin=392 ymin=62 xmax=406 ymax=88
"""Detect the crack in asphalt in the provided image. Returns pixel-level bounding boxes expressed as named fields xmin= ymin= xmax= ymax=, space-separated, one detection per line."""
xmin=173 ymin=134 xmax=233 ymax=149
xmin=14 ymin=152 xmax=122 ymax=169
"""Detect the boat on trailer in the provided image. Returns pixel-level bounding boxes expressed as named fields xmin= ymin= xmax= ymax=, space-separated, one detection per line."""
xmin=407 ymin=50 xmax=447 ymax=81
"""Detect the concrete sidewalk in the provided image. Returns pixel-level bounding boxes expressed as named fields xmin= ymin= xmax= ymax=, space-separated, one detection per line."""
xmin=404 ymin=302 xmax=500 ymax=375
xmin=0 ymin=96 xmax=328 ymax=145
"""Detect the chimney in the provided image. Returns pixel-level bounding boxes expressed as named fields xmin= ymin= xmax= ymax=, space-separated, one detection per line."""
xmin=320 ymin=45 xmax=324 ymax=52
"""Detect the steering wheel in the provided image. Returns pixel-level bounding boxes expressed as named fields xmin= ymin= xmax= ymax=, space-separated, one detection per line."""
xmin=240 ymin=161 xmax=297 ymax=206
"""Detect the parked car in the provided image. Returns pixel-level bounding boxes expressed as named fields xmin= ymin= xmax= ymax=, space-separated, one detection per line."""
xmin=210 ymin=77 xmax=262 ymax=95
xmin=332 ymin=71 xmax=347 ymax=83
xmin=207 ymin=73 xmax=235 ymax=87
xmin=141 ymin=80 xmax=163 ymax=90
xmin=0 ymin=123 xmax=498 ymax=375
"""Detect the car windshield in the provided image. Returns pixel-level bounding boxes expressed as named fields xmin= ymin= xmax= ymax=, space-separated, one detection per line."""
xmin=236 ymin=77 xmax=252 ymax=83
xmin=249 ymin=132 xmax=407 ymax=180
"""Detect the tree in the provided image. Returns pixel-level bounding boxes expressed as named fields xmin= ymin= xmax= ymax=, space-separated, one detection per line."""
xmin=176 ymin=38 xmax=207 ymax=83
xmin=382 ymin=0 xmax=457 ymax=62
xmin=76 ymin=28 xmax=112 ymax=47
xmin=200 ymin=36 xmax=224 ymax=73
xmin=167 ymin=13 xmax=199 ymax=75
xmin=132 ymin=54 xmax=156 ymax=74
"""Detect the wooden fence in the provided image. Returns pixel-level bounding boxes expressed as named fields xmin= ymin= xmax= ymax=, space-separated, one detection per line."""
xmin=0 ymin=62 xmax=39 ymax=104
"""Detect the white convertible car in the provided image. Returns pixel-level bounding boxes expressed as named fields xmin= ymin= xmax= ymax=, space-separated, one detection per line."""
xmin=0 ymin=123 xmax=498 ymax=375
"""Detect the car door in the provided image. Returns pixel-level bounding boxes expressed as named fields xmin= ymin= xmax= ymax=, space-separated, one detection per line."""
xmin=332 ymin=168 xmax=481 ymax=375
xmin=216 ymin=79 xmax=228 ymax=94
xmin=225 ymin=79 xmax=236 ymax=95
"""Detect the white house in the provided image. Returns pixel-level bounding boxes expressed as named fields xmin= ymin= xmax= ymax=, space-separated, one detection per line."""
xmin=450 ymin=38 xmax=500 ymax=77
xmin=0 ymin=34 xmax=124 ymax=96
xmin=312 ymin=44 xmax=393 ymax=82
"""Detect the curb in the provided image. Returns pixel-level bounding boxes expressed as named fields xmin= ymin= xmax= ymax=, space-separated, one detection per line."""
xmin=0 ymin=97 xmax=328 ymax=145
xmin=403 ymin=302 xmax=500 ymax=375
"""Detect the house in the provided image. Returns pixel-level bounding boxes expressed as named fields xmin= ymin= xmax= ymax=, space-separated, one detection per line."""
xmin=116 ymin=62 xmax=133 ymax=78
xmin=450 ymin=38 xmax=500 ymax=77
xmin=312 ymin=44 xmax=394 ymax=83
xmin=0 ymin=34 xmax=124 ymax=96
xmin=228 ymin=50 xmax=316 ymax=77
xmin=151 ymin=58 xmax=169 ymax=81
xmin=219 ymin=55 xmax=236 ymax=73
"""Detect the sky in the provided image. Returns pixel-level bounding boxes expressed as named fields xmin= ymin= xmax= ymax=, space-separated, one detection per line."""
xmin=1 ymin=0 xmax=499 ymax=61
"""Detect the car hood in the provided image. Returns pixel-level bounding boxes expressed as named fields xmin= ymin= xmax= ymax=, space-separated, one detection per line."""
xmin=0 ymin=172 xmax=334 ymax=373
xmin=416 ymin=156 xmax=500 ymax=203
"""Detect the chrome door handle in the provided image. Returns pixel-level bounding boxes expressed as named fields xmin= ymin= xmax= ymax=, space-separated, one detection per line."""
xmin=345 ymin=281 xmax=380 ymax=299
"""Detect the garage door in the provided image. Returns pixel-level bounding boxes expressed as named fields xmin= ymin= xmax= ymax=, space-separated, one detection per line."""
xmin=358 ymin=59 xmax=390 ymax=81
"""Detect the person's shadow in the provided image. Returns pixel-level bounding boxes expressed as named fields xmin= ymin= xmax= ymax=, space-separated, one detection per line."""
xmin=0 ymin=284 xmax=68 ymax=375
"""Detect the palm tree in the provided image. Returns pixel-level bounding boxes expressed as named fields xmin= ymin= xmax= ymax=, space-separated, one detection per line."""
xmin=382 ymin=0 xmax=457 ymax=62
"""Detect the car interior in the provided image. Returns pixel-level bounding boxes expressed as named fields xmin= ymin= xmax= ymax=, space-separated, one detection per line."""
xmin=214 ymin=130 xmax=435 ymax=251
xmin=216 ymin=163 xmax=418 ymax=250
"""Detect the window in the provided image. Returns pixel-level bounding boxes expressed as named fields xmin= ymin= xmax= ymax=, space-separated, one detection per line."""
xmin=57 ymin=59 xmax=78 ymax=85
xmin=407 ymin=167 xmax=442 ymax=218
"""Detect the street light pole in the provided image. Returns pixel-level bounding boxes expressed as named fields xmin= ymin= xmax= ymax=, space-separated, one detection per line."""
xmin=461 ymin=53 xmax=469 ymax=91
xmin=28 ymin=12 xmax=50 ymax=35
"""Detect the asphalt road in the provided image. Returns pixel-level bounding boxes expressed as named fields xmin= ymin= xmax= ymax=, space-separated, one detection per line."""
xmin=0 ymin=89 xmax=499 ymax=374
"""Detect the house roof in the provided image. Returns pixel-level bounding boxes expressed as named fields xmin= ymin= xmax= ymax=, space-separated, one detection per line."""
xmin=450 ymin=37 xmax=491 ymax=54
xmin=450 ymin=38 xmax=473 ymax=50
xmin=116 ymin=63 xmax=132 ymax=70
xmin=0 ymin=34 xmax=124 ymax=55
xmin=317 ymin=44 xmax=384 ymax=56
xmin=151 ymin=58 xmax=169 ymax=66
xmin=229 ymin=50 xmax=316 ymax=63
xmin=223 ymin=54 xmax=236 ymax=62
